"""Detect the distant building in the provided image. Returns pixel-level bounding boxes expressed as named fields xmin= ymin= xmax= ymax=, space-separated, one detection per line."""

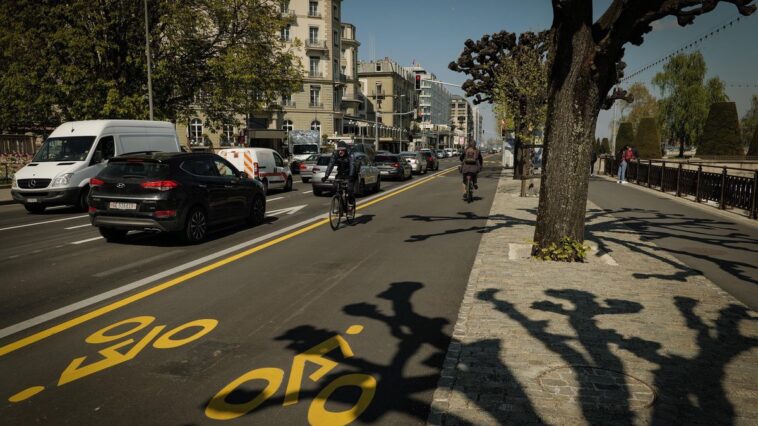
xmin=406 ymin=64 xmax=454 ymax=150
xmin=450 ymin=95 xmax=474 ymax=146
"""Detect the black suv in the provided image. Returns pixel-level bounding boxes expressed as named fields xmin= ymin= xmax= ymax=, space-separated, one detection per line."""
xmin=88 ymin=152 xmax=266 ymax=244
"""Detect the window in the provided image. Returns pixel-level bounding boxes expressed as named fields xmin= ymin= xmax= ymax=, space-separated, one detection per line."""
xmin=221 ymin=124 xmax=234 ymax=146
xmin=190 ymin=118 xmax=203 ymax=143
xmin=309 ymin=27 xmax=319 ymax=43
xmin=334 ymin=30 xmax=339 ymax=46
xmin=375 ymin=63 xmax=382 ymax=72
xmin=213 ymin=158 xmax=237 ymax=177
xmin=311 ymin=120 xmax=321 ymax=132
xmin=91 ymin=136 xmax=115 ymax=164
xmin=273 ymin=152 xmax=285 ymax=168
xmin=282 ymin=120 xmax=294 ymax=132
xmin=309 ymin=56 xmax=320 ymax=76
xmin=309 ymin=1 xmax=318 ymax=16
xmin=282 ymin=94 xmax=292 ymax=106
xmin=280 ymin=0 xmax=290 ymax=12
xmin=181 ymin=158 xmax=217 ymax=177
xmin=310 ymin=86 xmax=320 ymax=106
xmin=281 ymin=25 xmax=290 ymax=41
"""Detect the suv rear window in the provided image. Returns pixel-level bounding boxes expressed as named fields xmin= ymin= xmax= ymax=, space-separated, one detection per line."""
xmin=100 ymin=161 xmax=170 ymax=179
xmin=317 ymin=156 xmax=332 ymax=166
xmin=375 ymin=155 xmax=397 ymax=163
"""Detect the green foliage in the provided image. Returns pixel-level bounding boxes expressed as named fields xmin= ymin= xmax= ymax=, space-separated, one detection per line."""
xmin=748 ymin=126 xmax=758 ymax=157
xmin=601 ymin=138 xmax=611 ymax=154
xmin=698 ymin=102 xmax=744 ymax=156
xmin=635 ymin=118 xmax=661 ymax=159
xmin=741 ymin=95 xmax=758 ymax=149
xmin=0 ymin=0 xmax=302 ymax=132
xmin=653 ymin=52 xmax=728 ymax=149
xmin=620 ymin=83 xmax=659 ymax=131
xmin=533 ymin=237 xmax=590 ymax=262
xmin=616 ymin=122 xmax=635 ymax=151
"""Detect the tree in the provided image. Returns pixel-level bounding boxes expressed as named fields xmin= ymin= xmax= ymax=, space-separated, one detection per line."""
xmin=619 ymin=83 xmax=659 ymax=131
xmin=653 ymin=52 xmax=729 ymax=158
xmin=748 ymin=125 xmax=758 ymax=156
xmin=635 ymin=118 xmax=662 ymax=159
xmin=616 ymin=122 xmax=635 ymax=152
xmin=601 ymin=138 xmax=611 ymax=154
xmin=0 ymin=0 xmax=302 ymax=132
xmin=698 ymin=102 xmax=744 ymax=156
xmin=741 ymin=95 xmax=758 ymax=149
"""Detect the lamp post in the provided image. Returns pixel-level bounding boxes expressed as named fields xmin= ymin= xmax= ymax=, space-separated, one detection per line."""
xmin=144 ymin=0 xmax=154 ymax=120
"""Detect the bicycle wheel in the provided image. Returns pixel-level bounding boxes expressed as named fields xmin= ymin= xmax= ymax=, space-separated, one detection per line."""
xmin=345 ymin=196 xmax=356 ymax=224
xmin=329 ymin=195 xmax=343 ymax=230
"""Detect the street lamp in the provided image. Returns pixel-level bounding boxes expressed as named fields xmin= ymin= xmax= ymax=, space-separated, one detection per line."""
xmin=144 ymin=0 xmax=154 ymax=120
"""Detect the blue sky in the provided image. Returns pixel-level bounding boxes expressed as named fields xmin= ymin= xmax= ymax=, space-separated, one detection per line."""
xmin=342 ymin=0 xmax=758 ymax=141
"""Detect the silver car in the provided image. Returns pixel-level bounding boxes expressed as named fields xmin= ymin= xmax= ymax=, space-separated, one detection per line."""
xmin=310 ymin=153 xmax=381 ymax=196
xmin=399 ymin=151 xmax=428 ymax=174
xmin=297 ymin=154 xmax=320 ymax=183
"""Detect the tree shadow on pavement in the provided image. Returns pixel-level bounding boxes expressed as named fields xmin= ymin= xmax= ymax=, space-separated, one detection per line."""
xmin=402 ymin=212 xmax=535 ymax=243
xmin=478 ymin=288 xmax=758 ymax=425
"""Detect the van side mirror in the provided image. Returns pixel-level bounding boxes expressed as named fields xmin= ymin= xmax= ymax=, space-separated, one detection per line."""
xmin=91 ymin=151 xmax=103 ymax=164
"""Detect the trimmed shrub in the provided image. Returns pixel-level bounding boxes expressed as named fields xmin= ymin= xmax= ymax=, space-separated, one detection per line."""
xmin=748 ymin=126 xmax=758 ymax=157
xmin=616 ymin=122 xmax=635 ymax=153
xmin=698 ymin=102 xmax=744 ymax=156
xmin=635 ymin=117 xmax=661 ymax=159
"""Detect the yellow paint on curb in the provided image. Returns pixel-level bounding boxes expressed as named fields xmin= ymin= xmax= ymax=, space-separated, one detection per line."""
xmin=0 ymin=167 xmax=456 ymax=357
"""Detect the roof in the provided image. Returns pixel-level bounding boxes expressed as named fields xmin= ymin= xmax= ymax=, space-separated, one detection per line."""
xmin=49 ymin=120 xmax=175 ymax=137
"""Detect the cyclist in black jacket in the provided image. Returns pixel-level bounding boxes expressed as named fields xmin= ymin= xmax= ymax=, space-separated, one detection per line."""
xmin=322 ymin=141 xmax=356 ymax=205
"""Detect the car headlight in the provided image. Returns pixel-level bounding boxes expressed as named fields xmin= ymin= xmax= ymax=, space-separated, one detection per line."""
xmin=11 ymin=176 xmax=18 ymax=189
xmin=52 ymin=173 xmax=73 ymax=187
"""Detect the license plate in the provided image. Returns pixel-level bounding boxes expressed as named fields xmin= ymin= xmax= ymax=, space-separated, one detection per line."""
xmin=109 ymin=202 xmax=137 ymax=210
xmin=26 ymin=198 xmax=38 ymax=203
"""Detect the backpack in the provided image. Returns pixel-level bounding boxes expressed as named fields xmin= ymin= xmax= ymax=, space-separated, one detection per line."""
xmin=463 ymin=147 xmax=478 ymax=165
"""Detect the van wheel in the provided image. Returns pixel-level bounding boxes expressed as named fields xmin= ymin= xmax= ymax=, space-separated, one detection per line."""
xmin=284 ymin=177 xmax=293 ymax=192
xmin=262 ymin=179 xmax=269 ymax=196
xmin=77 ymin=187 xmax=90 ymax=212
xmin=181 ymin=207 xmax=208 ymax=244
xmin=99 ymin=227 xmax=127 ymax=242
xmin=25 ymin=204 xmax=46 ymax=214
xmin=246 ymin=195 xmax=266 ymax=226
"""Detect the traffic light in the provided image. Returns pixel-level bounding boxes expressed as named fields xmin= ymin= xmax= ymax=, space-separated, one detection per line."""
xmin=415 ymin=74 xmax=421 ymax=91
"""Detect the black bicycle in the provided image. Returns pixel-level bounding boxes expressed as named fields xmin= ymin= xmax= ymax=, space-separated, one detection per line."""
xmin=329 ymin=179 xmax=356 ymax=230
xmin=464 ymin=173 xmax=475 ymax=203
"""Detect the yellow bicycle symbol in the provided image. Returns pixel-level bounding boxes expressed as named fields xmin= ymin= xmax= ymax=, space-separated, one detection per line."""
xmin=205 ymin=325 xmax=376 ymax=426
xmin=9 ymin=316 xmax=218 ymax=403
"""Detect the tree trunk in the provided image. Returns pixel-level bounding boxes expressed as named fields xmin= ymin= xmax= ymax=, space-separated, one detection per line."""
xmin=534 ymin=16 xmax=601 ymax=248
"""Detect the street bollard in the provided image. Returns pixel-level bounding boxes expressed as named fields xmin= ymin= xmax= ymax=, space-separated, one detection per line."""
xmin=676 ymin=163 xmax=682 ymax=197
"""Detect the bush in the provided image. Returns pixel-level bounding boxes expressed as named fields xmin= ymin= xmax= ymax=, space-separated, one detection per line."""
xmin=748 ymin=126 xmax=758 ymax=157
xmin=601 ymin=137 xmax=611 ymax=154
xmin=616 ymin=122 xmax=635 ymax=153
xmin=635 ymin=118 xmax=661 ymax=159
xmin=533 ymin=237 xmax=590 ymax=262
xmin=698 ymin=102 xmax=744 ymax=156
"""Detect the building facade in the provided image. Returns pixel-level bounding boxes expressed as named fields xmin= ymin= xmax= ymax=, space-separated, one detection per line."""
xmin=450 ymin=95 xmax=474 ymax=146
xmin=406 ymin=64 xmax=454 ymax=150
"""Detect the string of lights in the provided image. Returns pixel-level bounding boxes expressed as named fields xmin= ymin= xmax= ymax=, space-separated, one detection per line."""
xmin=619 ymin=14 xmax=751 ymax=84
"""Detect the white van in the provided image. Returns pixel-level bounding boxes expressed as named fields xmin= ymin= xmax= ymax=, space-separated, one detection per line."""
xmin=217 ymin=148 xmax=293 ymax=194
xmin=12 ymin=120 xmax=181 ymax=213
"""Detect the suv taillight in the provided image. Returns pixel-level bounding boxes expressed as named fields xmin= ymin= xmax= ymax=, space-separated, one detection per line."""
xmin=393 ymin=162 xmax=400 ymax=168
xmin=299 ymin=163 xmax=308 ymax=170
xmin=141 ymin=180 xmax=179 ymax=191
xmin=90 ymin=177 xmax=104 ymax=188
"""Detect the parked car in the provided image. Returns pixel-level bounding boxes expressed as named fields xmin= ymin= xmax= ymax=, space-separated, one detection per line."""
xmin=444 ymin=148 xmax=454 ymax=158
xmin=11 ymin=120 xmax=181 ymax=214
xmin=419 ymin=149 xmax=439 ymax=171
xmin=399 ymin=151 xmax=428 ymax=174
xmin=88 ymin=152 xmax=266 ymax=244
xmin=310 ymin=153 xmax=381 ymax=196
xmin=297 ymin=154 xmax=320 ymax=183
xmin=436 ymin=150 xmax=446 ymax=159
xmin=216 ymin=147 xmax=292 ymax=195
xmin=374 ymin=154 xmax=412 ymax=181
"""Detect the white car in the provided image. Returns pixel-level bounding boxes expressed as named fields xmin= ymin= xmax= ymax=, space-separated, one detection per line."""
xmin=217 ymin=148 xmax=293 ymax=194
xmin=12 ymin=120 xmax=181 ymax=214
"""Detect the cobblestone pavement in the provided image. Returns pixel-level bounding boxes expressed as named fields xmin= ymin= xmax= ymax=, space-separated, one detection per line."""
xmin=428 ymin=171 xmax=758 ymax=426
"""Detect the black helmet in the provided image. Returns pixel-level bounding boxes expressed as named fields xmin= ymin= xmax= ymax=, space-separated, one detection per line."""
xmin=337 ymin=141 xmax=348 ymax=151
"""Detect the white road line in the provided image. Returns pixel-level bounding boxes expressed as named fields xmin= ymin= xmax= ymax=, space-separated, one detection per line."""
xmin=70 ymin=237 xmax=103 ymax=245
xmin=302 ymin=190 xmax=313 ymax=194
xmin=0 ymin=215 xmax=88 ymax=232
xmin=0 ymin=166 xmax=456 ymax=341
xmin=65 ymin=224 xmax=92 ymax=230
xmin=93 ymin=249 xmax=184 ymax=278
xmin=267 ymin=197 xmax=285 ymax=202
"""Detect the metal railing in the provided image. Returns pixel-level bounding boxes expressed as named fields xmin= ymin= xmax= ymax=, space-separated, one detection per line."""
xmin=603 ymin=157 xmax=758 ymax=219
xmin=305 ymin=39 xmax=327 ymax=49
xmin=308 ymin=70 xmax=324 ymax=78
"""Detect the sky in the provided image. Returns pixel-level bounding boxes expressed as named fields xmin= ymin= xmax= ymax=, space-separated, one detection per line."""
xmin=342 ymin=0 xmax=758 ymax=142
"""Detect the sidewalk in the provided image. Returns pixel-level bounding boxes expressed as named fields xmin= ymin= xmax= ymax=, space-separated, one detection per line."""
xmin=428 ymin=171 xmax=758 ymax=425
xmin=0 ymin=187 xmax=14 ymax=205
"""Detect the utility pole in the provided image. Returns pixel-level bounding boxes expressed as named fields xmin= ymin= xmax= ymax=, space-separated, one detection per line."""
xmin=144 ymin=0 xmax=154 ymax=120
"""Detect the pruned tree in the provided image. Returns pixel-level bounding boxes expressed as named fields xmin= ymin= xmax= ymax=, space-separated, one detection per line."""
xmin=453 ymin=0 xmax=755 ymax=251
xmin=748 ymin=125 xmax=758 ymax=157
xmin=601 ymin=137 xmax=611 ymax=154
xmin=616 ymin=122 xmax=635 ymax=152
xmin=741 ymin=95 xmax=758 ymax=149
xmin=635 ymin=118 xmax=662 ymax=159
xmin=698 ymin=102 xmax=744 ymax=156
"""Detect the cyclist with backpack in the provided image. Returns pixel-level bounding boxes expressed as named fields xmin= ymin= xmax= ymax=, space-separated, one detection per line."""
xmin=459 ymin=141 xmax=483 ymax=200
xmin=322 ymin=141 xmax=356 ymax=208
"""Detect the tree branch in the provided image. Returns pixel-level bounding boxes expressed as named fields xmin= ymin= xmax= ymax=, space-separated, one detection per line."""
xmin=601 ymin=87 xmax=634 ymax=110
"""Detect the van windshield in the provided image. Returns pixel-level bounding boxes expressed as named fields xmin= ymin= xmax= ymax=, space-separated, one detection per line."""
xmin=33 ymin=137 xmax=96 ymax=162
xmin=293 ymin=144 xmax=319 ymax=155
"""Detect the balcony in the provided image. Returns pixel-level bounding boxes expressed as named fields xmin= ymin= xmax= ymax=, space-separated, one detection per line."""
xmin=281 ymin=100 xmax=296 ymax=108
xmin=309 ymin=102 xmax=324 ymax=109
xmin=308 ymin=10 xmax=322 ymax=18
xmin=308 ymin=70 xmax=324 ymax=78
xmin=305 ymin=39 xmax=328 ymax=50
xmin=280 ymin=9 xmax=295 ymax=18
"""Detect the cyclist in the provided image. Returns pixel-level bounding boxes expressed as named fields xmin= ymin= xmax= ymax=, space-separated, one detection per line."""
xmin=322 ymin=141 xmax=356 ymax=208
xmin=459 ymin=141 xmax=483 ymax=199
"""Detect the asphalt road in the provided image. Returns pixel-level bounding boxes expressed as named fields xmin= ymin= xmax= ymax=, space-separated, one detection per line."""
xmin=588 ymin=177 xmax=758 ymax=310
xmin=0 ymin=156 xmax=501 ymax=425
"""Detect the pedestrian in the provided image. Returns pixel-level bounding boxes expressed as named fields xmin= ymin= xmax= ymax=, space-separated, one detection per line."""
xmin=590 ymin=149 xmax=598 ymax=176
xmin=617 ymin=145 xmax=634 ymax=184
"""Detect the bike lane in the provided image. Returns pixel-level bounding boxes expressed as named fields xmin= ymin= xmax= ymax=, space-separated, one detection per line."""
xmin=0 ymin=160 xmax=500 ymax=425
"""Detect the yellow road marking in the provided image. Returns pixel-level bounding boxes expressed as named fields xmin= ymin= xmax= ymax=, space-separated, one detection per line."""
xmin=0 ymin=167 xmax=456 ymax=357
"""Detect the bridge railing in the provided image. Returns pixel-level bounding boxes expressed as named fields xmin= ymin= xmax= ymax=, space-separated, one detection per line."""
xmin=601 ymin=156 xmax=758 ymax=220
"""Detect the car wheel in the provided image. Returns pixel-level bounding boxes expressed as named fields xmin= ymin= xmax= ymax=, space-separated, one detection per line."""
xmin=181 ymin=207 xmax=208 ymax=244
xmin=359 ymin=179 xmax=366 ymax=196
xmin=374 ymin=176 xmax=381 ymax=193
xmin=302 ymin=178 xmax=310 ymax=183
xmin=99 ymin=227 xmax=127 ymax=242
xmin=24 ymin=204 xmax=46 ymax=214
xmin=77 ymin=186 xmax=90 ymax=212
xmin=284 ymin=177 xmax=293 ymax=192
xmin=313 ymin=189 xmax=323 ymax=197
xmin=246 ymin=195 xmax=266 ymax=226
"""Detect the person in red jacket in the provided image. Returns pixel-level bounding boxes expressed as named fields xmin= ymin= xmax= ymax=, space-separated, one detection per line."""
xmin=617 ymin=145 xmax=634 ymax=184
